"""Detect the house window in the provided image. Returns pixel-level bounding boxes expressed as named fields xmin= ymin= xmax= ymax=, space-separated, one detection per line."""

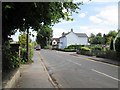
xmin=54 ymin=42 xmax=56 ymax=44
xmin=60 ymin=42 xmax=63 ymax=44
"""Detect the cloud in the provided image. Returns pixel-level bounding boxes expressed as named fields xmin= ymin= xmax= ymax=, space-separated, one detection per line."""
xmin=89 ymin=5 xmax=118 ymax=26
xmin=91 ymin=0 xmax=119 ymax=2
xmin=11 ymin=30 xmax=20 ymax=41
xmin=79 ymin=13 xmax=86 ymax=18
xmin=89 ymin=16 xmax=102 ymax=23
xmin=52 ymin=27 xmax=68 ymax=38
xmin=79 ymin=25 xmax=117 ymax=36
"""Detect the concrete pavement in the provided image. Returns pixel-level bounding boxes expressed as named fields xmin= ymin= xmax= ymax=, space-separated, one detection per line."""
xmin=14 ymin=50 xmax=54 ymax=88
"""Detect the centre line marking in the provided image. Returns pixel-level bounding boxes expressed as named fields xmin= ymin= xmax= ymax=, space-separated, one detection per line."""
xmin=66 ymin=60 xmax=82 ymax=66
xmin=91 ymin=69 xmax=120 ymax=81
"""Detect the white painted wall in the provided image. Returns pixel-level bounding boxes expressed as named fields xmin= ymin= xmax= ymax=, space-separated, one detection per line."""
xmin=52 ymin=40 xmax=57 ymax=45
xmin=66 ymin=32 xmax=79 ymax=46
xmin=78 ymin=37 xmax=88 ymax=45
xmin=66 ymin=32 xmax=88 ymax=47
xmin=58 ymin=37 xmax=67 ymax=49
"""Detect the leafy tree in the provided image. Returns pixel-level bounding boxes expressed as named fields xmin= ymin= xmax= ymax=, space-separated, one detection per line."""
xmin=115 ymin=37 xmax=120 ymax=52
xmin=2 ymin=2 xmax=83 ymax=71
xmin=89 ymin=33 xmax=103 ymax=44
xmin=110 ymin=39 xmax=113 ymax=50
xmin=18 ymin=33 xmax=27 ymax=48
xmin=36 ymin=26 xmax=53 ymax=48
xmin=103 ymin=34 xmax=107 ymax=44
xmin=96 ymin=33 xmax=102 ymax=37
xmin=106 ymin=30 xmax=117 ymax=44
xmin=2 ymin=2 xmax=81 ymax=43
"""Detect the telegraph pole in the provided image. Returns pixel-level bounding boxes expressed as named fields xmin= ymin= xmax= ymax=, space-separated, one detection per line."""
xmin=26 ymin=27 xmax=29 ymax=62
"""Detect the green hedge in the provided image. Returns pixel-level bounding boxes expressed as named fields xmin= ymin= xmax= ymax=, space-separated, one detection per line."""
xmin=96 ymin=50 xmax=120 ymax=60
xmin=64 ymin=48 xmax=76 ymax=52
xmin=20 ymin=43 xmax=34 ymax=64
xmin=3 ymin=41 xmax=20 ymax=71
xmin=67 ymin=45 xmax=84 ymax=49
xmin=79 ymin=47 xmax=92 ymax=56
xmin=115 ymin=37 xmax=120 ymax=52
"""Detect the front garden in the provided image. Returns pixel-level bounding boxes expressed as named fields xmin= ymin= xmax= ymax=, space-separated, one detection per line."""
xmin=56 ymin=37 xmax=120 ymax=61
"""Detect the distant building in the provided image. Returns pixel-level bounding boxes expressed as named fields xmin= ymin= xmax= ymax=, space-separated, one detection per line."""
xmin=58 ymin=29 xmax=88 ymax=49
xmin=52 ymin=38 xmax=59 ymax=49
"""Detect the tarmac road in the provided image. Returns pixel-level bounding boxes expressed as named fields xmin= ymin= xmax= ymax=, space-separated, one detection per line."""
xmin=40 ymin=49 xmax=119 ymax=88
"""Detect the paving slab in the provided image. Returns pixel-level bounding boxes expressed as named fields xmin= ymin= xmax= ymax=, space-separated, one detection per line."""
xmin=14 ymin=51 xmax=54 ymax=88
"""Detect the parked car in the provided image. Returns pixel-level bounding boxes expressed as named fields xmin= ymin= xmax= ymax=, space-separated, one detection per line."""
xmin=35 ymin=45 xmax=41 ymax=50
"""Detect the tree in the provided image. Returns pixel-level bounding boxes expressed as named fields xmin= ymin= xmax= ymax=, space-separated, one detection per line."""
xmin=96 ymin=33 xmax=102 ymax=37
xmin=36 ymin=26 xmax=53 ymax=48
xmin=89 ymin=33 xmax=103 ymax=44
xmin=110 ymin=39 xmax=113 ymax=50
xmin=103 ymin=34 xmax=107 ymax=44
xmin=2 ymin=2 xmax=81 ymax=43
xmin=2 ymin=2 xmax=83 ymax=70
xmin=18 ymin=33 xmax=27 ymax=48
xmin=115 ymin=37 xmax=120 ymax=52
xmin=106 ymin=30 xmax=117 ymax=44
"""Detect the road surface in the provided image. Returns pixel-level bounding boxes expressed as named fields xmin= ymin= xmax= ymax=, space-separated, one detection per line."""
xmin=40 ymin=49 xmax=119 ymax=88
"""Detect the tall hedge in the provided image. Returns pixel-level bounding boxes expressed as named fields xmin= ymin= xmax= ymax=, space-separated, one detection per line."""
xmin=115 ymin=37 xmax=120 ymax=52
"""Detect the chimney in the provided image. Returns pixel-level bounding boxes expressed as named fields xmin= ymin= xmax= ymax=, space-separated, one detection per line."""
xmin=62 ymin=32 xmax=65 ymax=36
xmin=71 ymin=28 xmax=73 ymax=32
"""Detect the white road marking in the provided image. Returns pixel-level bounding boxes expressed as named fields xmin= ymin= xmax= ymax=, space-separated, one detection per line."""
xmin=91 ymin=69 xmax=120 ymax=81
xmin=66 ymin=60 xmax=82 ymax=66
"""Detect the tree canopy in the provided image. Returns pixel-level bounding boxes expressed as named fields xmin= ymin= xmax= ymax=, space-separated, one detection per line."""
xmin=89 ymin=31 xmax=117 ymax=45
xmin=2 ymin=2 xmax=81 ymax=42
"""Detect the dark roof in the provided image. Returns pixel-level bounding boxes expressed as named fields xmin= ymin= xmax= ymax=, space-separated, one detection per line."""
xmin=60 ymin=32 xmax=88 ymax=38
xmin=60 ymin=32 xmax=70 ymax=38
xmin=75 ymin=33 xmax=88 ymax=37
xmin=52 ymin=38 xmax=59 ymax=42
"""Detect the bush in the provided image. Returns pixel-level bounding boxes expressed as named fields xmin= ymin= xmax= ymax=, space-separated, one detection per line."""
xmin=96 ymin=50 xmax=119 ymax=60
xmin=3 ymin=41 xmax=20 ymax=71
xmin=115 ymin=37 xmax=120 ymax=52
xmin=29 ymin=43 xmax=34 ymax=61
xmin=20 ymin=47 xmax=27 ymax=64
xmin=91 ymin=45 xmax=102 ymax=51
xmin=20 ymin=43 xmax=34 ymax=64
xmin=64 ymin=48 xmax=76 ymax=52
xmin=79 ymin=47 xmax=92 ymax=56
xmin=44 ymin=46 xmax=49 ymax=49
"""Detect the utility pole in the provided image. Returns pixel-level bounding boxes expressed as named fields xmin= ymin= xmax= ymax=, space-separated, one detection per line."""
xmin=26 ymin=27 xmax=29 ymax=62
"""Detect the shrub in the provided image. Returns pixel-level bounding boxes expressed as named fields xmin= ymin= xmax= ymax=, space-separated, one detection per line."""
xmin=96 ymin=50 xmax=119 ymax=60
xmin=2 ymin=41 xmax=20 ymax=71
xmin=79 ymin=47 xmax=92 ymax=56
xmin=20 ymin=47 xmax=27 ymax=64
xmin=67 ymin=45 xmax=84 ymax=49
xmin=91 ymin=45 xmax=102 ymax=51
xmin=20 ymin=43 xmax=34 ymax=64
xmin=29 ymin=43 xmax=34 ymax=61
xmin=115 ymin=37 xmax=120 ymax=52
xmin=64 ymin=48 xmax=76 ymax=52
xmin=110 ymin=39 xmax=113 ymax=50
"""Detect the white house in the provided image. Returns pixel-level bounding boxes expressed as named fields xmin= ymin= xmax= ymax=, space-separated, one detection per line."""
xmin=58 ymin=29 xmax=88 ymax=49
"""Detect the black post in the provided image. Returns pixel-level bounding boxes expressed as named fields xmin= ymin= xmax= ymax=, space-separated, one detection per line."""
xmin=26 ymin=28 xmax=29 ymax=62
